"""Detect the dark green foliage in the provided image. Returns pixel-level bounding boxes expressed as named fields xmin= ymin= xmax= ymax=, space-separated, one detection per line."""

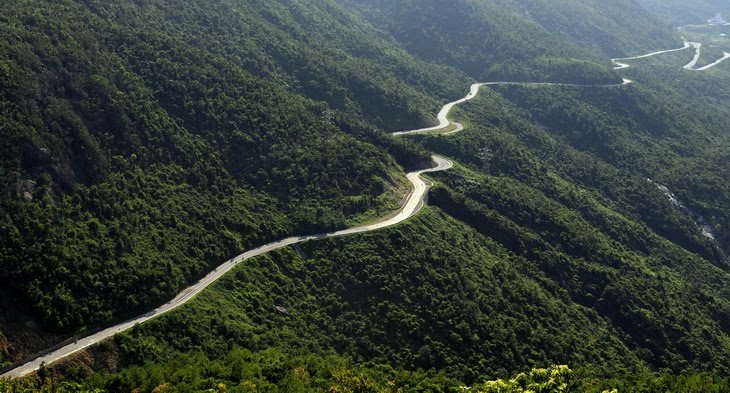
xmin=3 ymin=359 xmax=728 ymax=392
xmin=1 ymin=0 xmax=729 ymax=390
xmin=0 ymin=0 xmax=440 ymax=332
xmin=479 ymin=83 xmax=730 ymax=258
xmin=0 ymin=0 xmax=662 ymax=336
xmin=115 ymin=209 xmax=646 ymax=383
xmin=344 ymin=0 xmax=680 ymax=79
xmin=342 ymin=0 xmax=587 ymax=80
xmin=487 ymin=0 xmax=682 ymax=57
xmin=488 ymin=57 xmax=622 ymax=85
xmin=416 ymin=86 xmax=730 ymax=374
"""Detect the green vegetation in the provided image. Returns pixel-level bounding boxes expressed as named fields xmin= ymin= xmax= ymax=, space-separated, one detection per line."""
xmin=346 ymin=0 xmax=680 ymax=74
xmin=5 ymin=349 xmax=459 ymax=392
xmin=479 ymin=82 xmax=730 ymax=257
xmin=0 ymin=0 xmax=447 ymax=335
xmin=486 ymin=0 xmax=682 ymax=57
xmin=109 ymin=209 xmax=644 ymax=381
xmin=1 ymin=0 xmax=729 ymax=391
xmin=418 ymin=84 xmax=730 ymax=373
xmin=488 ymin=58 xmax=621 ymax=85
xmin=471 ymin=365 xmax=576 ymax=393
xmin=3 ymin=355 xmax=728 ymax=392
xmin=0 ymin=0 xmax=644 ymax=345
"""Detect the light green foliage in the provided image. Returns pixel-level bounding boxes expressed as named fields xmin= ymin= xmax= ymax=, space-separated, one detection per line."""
xmin=4 ymin=360 xmax=727 ymax=392
xmin=69 ymin=348 xmax=459 ymax=393
xmin=469 ymin=365 xmax=574 ymax=393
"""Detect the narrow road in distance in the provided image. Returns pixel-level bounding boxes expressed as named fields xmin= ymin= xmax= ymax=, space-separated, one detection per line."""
xmin=612 ymin=41 xmax=730 ymax=71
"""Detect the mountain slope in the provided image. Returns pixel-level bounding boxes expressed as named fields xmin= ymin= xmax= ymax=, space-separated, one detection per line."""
xmin=0 ymin=0 xmax=631 ymax=348
xmin=1 ymin=0 xmax=729 ymax=388
xmin=341 ymin=0 xmax=680 ymax=80
xmin=1 ymin=0 xmax=450 ymax=347
xmin=487 ymin=0 xmax=682 ymax=56
xmin=102 ymin=82 xmax=730 ymax=384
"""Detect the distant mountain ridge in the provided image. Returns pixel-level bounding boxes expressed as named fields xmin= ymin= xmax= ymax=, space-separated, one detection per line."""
xmin=637 ymin=0 xmax=730 ymax=25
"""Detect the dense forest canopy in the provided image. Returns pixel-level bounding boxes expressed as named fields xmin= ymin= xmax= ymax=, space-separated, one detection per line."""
xmin=1 ymin=0 xmax=729 ymax=392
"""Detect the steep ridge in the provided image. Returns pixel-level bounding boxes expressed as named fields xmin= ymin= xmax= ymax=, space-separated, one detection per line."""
xmin=485 ymin=0 xmax=681 ymax=57
xmin=0 ymin=0 xmax=465 ymax=347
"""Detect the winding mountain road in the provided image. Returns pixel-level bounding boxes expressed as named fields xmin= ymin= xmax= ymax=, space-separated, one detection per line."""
xmin=3 ymin=99 xmax=467 ymax=380
xmin=393 ymin=79 xmax=633 ymax=137
xmin=2 ymin=157 xmax=453 ymax=379
xmin=2 ymin=39 xmax=704 ymax=380
xmin=612 ymin=41 xmax=730 ymax=71
xmin=681 ymin=42 xmax=704 ymax=70
xmin=611 ymin=42 xmax=693 ymax=70
xmin=1 ymin=154 xmax=453 ymax=379
xmin=693 ymin=51 xmax=730 ymax=71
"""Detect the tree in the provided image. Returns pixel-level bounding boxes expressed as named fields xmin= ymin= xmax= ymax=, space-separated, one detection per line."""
xmin=469 ymin=365 xmax=577 ymax=393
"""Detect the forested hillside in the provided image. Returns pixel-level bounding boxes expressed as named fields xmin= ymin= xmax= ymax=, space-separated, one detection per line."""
xmin=343 ymin=0 xmax=680 ymax=79
xmin=1 ymin=0 xmax=729 ymax=392
xmin=70 ymin=83 xmax=729 ymax=387
xmin=486 ymin=0 xmax=681 ymax=56
xmin=0 ymin=0 xmax=634 ymax=349
xmin=0 ymin=0 xmax=451 ymax=355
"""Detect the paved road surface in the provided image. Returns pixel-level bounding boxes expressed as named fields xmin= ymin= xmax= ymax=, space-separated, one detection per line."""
xmin=392 ymin=83 xmax=484 ymax=136
xmin=683 ymin=42 xmax=703 ymax=70
xmin=612 ymin=41 xmax=729 ymax=71
xmin=393 ymin=79 xmax=632 ymax=136
xmin=612 ymin=42 xmax=692 ymax=69
xmin=692 ymin=51 xmax=730 ymax=71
